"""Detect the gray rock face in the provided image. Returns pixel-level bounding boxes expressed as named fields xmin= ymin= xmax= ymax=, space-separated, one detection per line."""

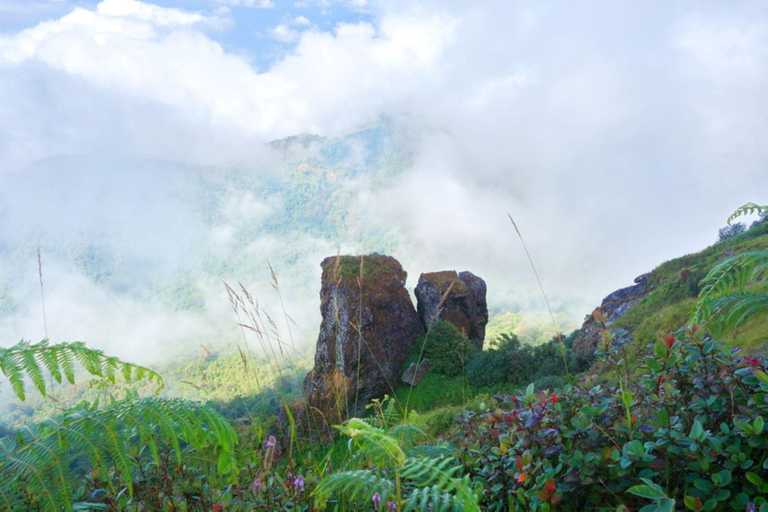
xmin=414 ymin=270 xmax=488 ymax=350
xmin=302 ymin=254 xmax=424 ymax=423
xmin=401 ymin=359 xmax=430 ymax=387
xmin=572 ymin=274 xmax=650 ymax=352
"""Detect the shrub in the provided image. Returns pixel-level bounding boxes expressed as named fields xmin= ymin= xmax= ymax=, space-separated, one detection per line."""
xmin=419 ymin=320 xmax=473 ymax=377
xmin=718 ymin=222 xmax=746 ymax=242
xmin=466 ymin=348 xmax=508 ymax=388
xmin=466 ymin=331 xmax=594 ymax=390
xmin=454 ymin=324 xmax=768 ymax=511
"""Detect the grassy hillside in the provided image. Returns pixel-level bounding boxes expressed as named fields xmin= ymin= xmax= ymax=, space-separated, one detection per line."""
xmin=611 ymin=219 xmax=768 ymax=351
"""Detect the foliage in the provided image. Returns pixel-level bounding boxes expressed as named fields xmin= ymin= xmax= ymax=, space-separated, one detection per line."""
xmin=0 ymin=340 xmax=241 ymax=511
xmin=466 ymin=331 xmax=593 ymax=390
xmin=313 ymin=401 xmax=481 ymax=511
xmin=0 ymin=396 xmax=238 ymax=511
xmin=693 ymin=203 xmax=768 ymax=335
xmin=454 ymin=323 xmax=768 ymax=511
xmin=418 ymin=321 xmax=474 ymax=377
xmin=718 ymin=223 xmax=746 ymax=243
xmin=0 ymin=339 xmax=163 ymax=401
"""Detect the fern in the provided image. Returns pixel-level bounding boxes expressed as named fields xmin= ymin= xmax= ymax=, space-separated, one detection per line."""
xmin=401 ymin=456 xmax=479 ymax=512
xmin=0 ymin=397 xmax=237 ymax=511
xmin=0 ymin=340 xmax=163 ymax=401
xmin=727 ymin=202 xmax=768 ymax=225
xmin=313 ymin=470 xmax=396 ymax=508
xmin=691 ymin=203 xmax=768 ymax=332
xmin=314 ymin=417 xmax=479 ymax=511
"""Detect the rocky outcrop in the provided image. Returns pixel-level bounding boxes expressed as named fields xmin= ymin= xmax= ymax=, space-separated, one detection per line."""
xmin=414 ymin=270 xmax=488 ymax=350
xmin=301 ymin=254 xmax=424 ymax=426
xmin=572 ymin=273 xmax=651 ymax=352
xmin=401 ymin=359 xmax=430 ymax=387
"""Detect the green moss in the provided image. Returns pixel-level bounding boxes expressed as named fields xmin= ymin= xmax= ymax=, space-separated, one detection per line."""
xmin=322 ymin=254 xmax=397 ymax=283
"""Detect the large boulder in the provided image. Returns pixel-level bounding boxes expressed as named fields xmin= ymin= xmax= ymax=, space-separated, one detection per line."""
xmin=302 ymin=254 xmax=424 ymax=426
xmin=571 ymin=274 xmax=651 ymax=352
xmin=414 ymin=270 xmax=488 ymax=350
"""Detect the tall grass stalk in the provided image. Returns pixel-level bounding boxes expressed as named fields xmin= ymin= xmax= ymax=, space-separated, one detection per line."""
xmin=507 ymin=213 xmax=569 ymax=374
xmin=37 ymin=248 xmax=48 ymax=339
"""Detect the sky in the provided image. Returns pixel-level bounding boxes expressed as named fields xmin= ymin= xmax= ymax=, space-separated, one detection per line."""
xmin=1 ymin=0 xmax=767 ymax=360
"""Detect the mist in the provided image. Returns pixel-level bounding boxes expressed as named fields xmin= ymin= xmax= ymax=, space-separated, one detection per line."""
xmin=1 ymin=0 xmax=767 ymax=362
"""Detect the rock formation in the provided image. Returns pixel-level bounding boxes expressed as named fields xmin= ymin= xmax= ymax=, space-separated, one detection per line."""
xmin=414 ymin=270 xmax=488 ymax=350
xmin=401 ymin=359 xmax=430 ymax=387
xmin=571 ymin=273 xmax=651 ymax=352
xmin=301 ymin=254 xmax=423 ymax=426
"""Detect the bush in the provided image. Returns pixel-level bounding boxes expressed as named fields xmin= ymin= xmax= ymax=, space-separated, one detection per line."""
xmin=718 ymin=222 xmax=746 ymax=242
xmin=454 ymin=324 xmax=768 ymax=510
xmin=466 ymin=348 xmax=508 ymax=388
xmin=419 ymin=320 xmax=473 ymax=377
xmin=466 ymin=331 xmax=594 ymax=390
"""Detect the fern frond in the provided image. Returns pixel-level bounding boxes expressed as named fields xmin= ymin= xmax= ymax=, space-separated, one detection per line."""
xmin=0 ymin=397 xmax=237 ymax=509
xmin=403 ymin=486 xmax=460 ymax=511
xmin=340 ymin=418 xmax=405 ymax=467
xmin=728 ymin=203 xmax=768 ymax=225
xmin=692 ymin=251 xmax=768 ymax=326
xmin=312 ymin=470 xmax=395 ymax=509
xmin=0 ymin=340 xmax=164 ymax=400
xmin=707 ymin=292 xmax=768 ymax=334
xmin=406 ymin=443 xmax=456 ymax=459
xmin=401 ymin=456 xmax=480 ymax=512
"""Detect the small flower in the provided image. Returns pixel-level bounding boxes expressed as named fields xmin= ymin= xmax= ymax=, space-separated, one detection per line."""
xmin=746 ymin=357 xmax=761 ymax=367
xmin=372 ymin=492 xmax=381 ymax=507
xmin=252 ymin=477 xmax=263 ymax=494
xmin=387 ymin=501 xmax=397 ymax=511
xmin=664 ymin=334 xmax=675 ymax=349
xmin=747 ymin=503 xmax=756 ymax=512
xmin=548 ymin=393 xmax=560 ymax=404
xmin=544 ymin=478 xmax=556 ymax=494
xmin=293 ymin=475 xmax=305 ymax=489
xmin=265 ymin=436 xmax=276 ymax=448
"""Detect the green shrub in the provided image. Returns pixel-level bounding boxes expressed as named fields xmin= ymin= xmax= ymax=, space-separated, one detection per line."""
xmin=466 ymin=348 xmax=508 ymax=387
xmin=454 ymin=324 xmax=768 ymax=510
xmin=419 ymin=320 xmax=473 ymax=377
xmin=466 ymin=331 xmax=594 ymax=390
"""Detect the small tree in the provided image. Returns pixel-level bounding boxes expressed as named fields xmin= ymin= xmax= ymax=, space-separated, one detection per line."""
xmin=717 ymin=222 xmax=746 ymax=243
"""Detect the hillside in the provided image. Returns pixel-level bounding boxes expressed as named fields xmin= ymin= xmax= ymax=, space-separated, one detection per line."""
xmin=573 ymin=218 xmax=768 ymax=354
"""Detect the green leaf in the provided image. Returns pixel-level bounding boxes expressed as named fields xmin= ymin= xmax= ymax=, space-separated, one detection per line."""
xmin=627 ymin=484 xmax=665 ymax=499
xmin=684 ymin=495 xmax=702 ymax=511
xmin=746 ymin=472 xmax=763 ymax=487
xmin=754 ymin=370 xmax=768 ymax=384
xmin=659 ymin=498 xmax=675 ymax=512
xmin=690 ymin=421 xmax=704 ymax=440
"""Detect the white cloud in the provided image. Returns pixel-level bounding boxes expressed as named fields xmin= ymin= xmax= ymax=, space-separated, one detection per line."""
xmin=96 ymin=0 xmax=206 ymax=26
xmin=293 ymin=15 xmax=311 ymax=26
xmin=2 ymin=0 xmax=768 ymax=345
xmin=268 ymin=23 xmax=300 ymax=43
xmin=215 ymin=0 xmax=274 ymax=8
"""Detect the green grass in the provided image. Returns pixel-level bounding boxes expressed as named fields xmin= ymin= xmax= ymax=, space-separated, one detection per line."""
xmin=611 ymin=222 xmax=768 ymax=350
